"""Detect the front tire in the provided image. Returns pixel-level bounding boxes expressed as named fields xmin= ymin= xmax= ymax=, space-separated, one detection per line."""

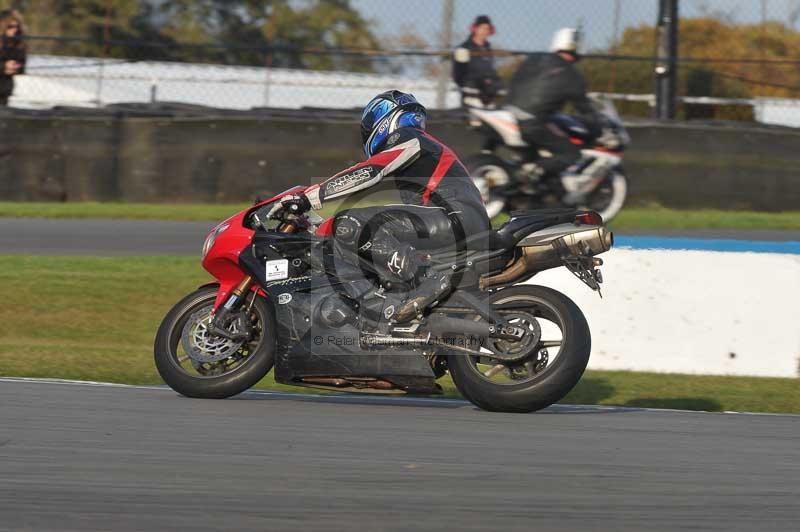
xmin=586 ymin=170 xmax=627 ymax=222
xmin=464 ymin=154 xmax=512 ymax=220
xmin=154 ymin=286 xmax=276 ymax=399
xmin=447 ymin=285 xmax=591 ymax=413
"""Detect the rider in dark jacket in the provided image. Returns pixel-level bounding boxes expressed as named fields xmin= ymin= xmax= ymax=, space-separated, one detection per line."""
xmin=269 ymin=91 xmax=490 ymax=322
xmin=507 ymin=28 xmax=599 ymax=190
xmin=452 ymin=15 xmax=502 ymax=108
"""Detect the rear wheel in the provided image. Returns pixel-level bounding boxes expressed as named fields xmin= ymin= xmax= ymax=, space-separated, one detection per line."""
xmin=464 ymin=154 xmax=511 ymax=220
xmin=154 ymin=286 xmax=276 ymax=398
xmin=446 ymin=285 xmax=591 ymax=413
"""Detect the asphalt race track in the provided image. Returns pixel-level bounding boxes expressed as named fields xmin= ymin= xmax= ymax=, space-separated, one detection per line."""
xmin=0 ymin=218 xmax=217 ymax=256
xmin=2 ymin=220 xmax=799 ymax=531
xmin=1 ymin=378 xmax=798 ymax=532
xmin=1 ymin=218 xmax=799 ymax=256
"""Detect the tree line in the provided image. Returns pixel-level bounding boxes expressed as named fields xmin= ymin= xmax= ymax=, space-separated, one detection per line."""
xmin=5 ymin=0 xmax=380 ymax=71
xmin=5 ymin=1 xmax=800 ymax=114
xmin=581 ymin=18 xmax=800 ymax=117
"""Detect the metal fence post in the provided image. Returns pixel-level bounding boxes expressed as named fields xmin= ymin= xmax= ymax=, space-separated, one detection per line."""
xmin=264 ymin=68 xmax=272 ymax=108
xmin=264 ymin=9 xmax=275 ymax=108
xmin=96 ymin=0 xmax=113 ymax=108
xmin=655 ymin=0 xmax=679 ymax=119
xmin=435 ymin=0 xmax=454 ymax=109
xmin=95 ymin=60 xmax=105 ymax=107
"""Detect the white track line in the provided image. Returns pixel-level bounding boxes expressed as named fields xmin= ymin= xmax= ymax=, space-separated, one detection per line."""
xmin=1 ymin=376 xmax=798 ymax=417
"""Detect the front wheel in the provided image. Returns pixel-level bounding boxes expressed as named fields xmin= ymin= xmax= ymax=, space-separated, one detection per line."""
xmin=447 ymin=285 xmax=591 ymax=413
xmin=464 ymin=154 xmax=512 ymax=220
xmin=585 ymin=169 xmax=627 ymax=223
xmin=154 ymin=286 xmax=276 ymax=399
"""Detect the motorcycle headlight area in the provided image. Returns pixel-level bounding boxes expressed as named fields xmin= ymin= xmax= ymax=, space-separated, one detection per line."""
xmin=202 ymin=223 xmax=230 ymax=258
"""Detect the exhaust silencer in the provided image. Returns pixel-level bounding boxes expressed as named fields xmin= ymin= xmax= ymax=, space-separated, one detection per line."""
xmin=479 ymin=225 xmax=613 ymax=290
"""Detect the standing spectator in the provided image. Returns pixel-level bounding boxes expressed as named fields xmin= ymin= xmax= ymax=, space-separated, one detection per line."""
xmin=452 ymin=15 xmax=502 ymax=108
xmin=0 ymin=9 xmax=26 ymax=106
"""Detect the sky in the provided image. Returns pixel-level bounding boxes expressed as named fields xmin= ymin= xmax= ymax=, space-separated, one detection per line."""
xmin=352 ymin=0 xmax=800 ymax=52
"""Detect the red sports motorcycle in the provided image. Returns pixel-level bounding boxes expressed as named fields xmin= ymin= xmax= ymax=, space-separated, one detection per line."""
xmin=154 ymin=187 xmax=613 ymax=412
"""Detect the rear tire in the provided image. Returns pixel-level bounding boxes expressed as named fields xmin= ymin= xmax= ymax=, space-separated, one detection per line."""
xmin=154 ymin=286 xmax=276 ymax=399
xmin=447 ymin=285 xmax=591 ymax=413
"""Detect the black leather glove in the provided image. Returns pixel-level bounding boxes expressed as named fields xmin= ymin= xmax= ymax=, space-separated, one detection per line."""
xmin=266 ymin=193 xmax=312 ymax=220
xmin=281 ymin=193 xmax=312 ymax=214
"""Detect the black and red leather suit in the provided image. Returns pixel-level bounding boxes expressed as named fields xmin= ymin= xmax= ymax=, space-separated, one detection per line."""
xmin=304 ymin=127 xmax=490 ymax=286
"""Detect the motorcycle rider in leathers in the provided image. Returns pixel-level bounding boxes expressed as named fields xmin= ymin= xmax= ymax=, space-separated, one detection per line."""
xmin=506 ymin=28 xmax=602 ymax=204
xmin=268 ymin=90 xmax=490 ymax=323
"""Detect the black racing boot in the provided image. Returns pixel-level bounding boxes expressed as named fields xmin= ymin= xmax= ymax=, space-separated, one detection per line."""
xmin=393 ymin=273 xmax=452 ymax=323
xmin=377 ymin=242 xmax=453 ymax=323
xmin=349 ymin=228 xmax=453 ymax=324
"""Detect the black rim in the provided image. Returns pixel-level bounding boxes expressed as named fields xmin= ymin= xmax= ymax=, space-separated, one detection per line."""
xmin=166 ymin=294 xmax=265 ymax=379
xmin=466 ymin=294 xmax=566 ymax=386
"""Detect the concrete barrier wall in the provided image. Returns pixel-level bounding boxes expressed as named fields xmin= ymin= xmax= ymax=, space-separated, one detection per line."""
xmin=1 ymin=108 xmax=799 ymax=210
xmin=533 ymin=247 xmax=800 ymax=378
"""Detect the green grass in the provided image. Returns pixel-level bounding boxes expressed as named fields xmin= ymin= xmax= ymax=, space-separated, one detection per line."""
xmin=0 ymin=201 xmax=251 ymax=222
xmin=1 ymin=255 xmax=798 ymax=413
xmin=609 ymin=207 xmax=800 ymax=231
xmin=1 ymin=202 xmax=799 ymax=231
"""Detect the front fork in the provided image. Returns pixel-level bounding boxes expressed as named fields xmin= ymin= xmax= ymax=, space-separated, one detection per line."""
xmin=208 ymin=276 xmax=255 ymax=341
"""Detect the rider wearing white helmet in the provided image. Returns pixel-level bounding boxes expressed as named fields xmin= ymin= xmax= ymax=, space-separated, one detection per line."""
xmin=506 ymin=28 xmax=601 ymax=200
xmin=550 ymin=27 xmax=581 ymax=56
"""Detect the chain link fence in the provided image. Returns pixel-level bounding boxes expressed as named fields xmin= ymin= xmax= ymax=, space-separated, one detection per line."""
xmin=6 ymin=0 xmax=800 ymax=125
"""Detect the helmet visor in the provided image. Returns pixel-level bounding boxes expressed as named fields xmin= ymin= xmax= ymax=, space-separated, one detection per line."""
xmin=361 ymin=99 xmax=398 ymax=144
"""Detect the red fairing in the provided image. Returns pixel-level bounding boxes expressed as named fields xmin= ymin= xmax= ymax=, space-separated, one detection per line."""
xmin=316 ymin=217 xmax=335 ymax=237
xmin=201 ymin=210 xmax=254 ymax=311
xmin=203 ymin=185 xmax=327 ymax=311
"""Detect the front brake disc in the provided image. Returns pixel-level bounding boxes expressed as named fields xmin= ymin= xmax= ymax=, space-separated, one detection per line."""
xmin=181 ymin=308 xmax=244 ymax=363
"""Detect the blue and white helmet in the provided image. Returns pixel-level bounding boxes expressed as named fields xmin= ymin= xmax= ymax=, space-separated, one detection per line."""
xmin=360 ymin=90 xmax=427 ymax=157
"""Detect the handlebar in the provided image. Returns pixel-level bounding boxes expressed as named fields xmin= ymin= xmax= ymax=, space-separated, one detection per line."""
xmin=248 ymin=202 xmax=321 ymax=233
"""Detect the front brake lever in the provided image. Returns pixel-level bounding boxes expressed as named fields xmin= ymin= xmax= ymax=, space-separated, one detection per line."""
xmin=250 ymin=212 xmax=266 ymax=231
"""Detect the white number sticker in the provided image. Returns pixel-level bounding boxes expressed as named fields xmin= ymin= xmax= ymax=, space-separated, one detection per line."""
xmin=266 ymin=259 xmax=289 ymax=281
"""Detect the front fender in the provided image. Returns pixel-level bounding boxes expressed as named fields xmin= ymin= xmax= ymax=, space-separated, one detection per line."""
xmin=198 ymin=280 xmax=268 ymax=312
